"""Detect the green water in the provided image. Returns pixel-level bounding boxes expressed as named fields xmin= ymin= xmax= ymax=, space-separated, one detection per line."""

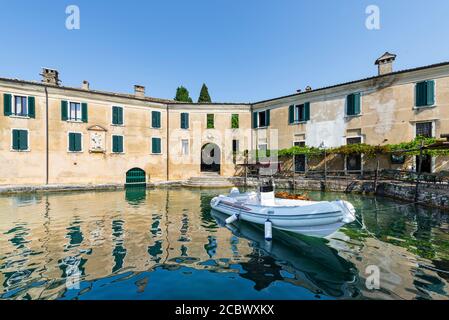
xmin=0 ymin=188 xmax=448 ymax=300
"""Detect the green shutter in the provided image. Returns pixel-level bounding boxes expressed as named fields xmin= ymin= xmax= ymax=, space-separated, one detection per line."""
xmin=61 ymin=101 xmax=68 ymax=121
xmin=304 ymin=102 xmax=310 ymax=121
xmin=152 ymin=138 xmax=161 ymax=154
xmin=81 ymin=103 xmax=88 ymax=123
xmin=12 ymin=130 xmax=20 ymax=150
xmin=426 ymin=80 xmax=435 ymax=106
xmin=252 ymin=112 xmax=258 ymax=129
xmin=112 ymin=136 xmax=118 ymax=152
xmin=19 ymin=130 xmax=28 ymax=151
xmin=180 ymin=113 xmax=188 ymax=129
xmin=346 ymin=95 xmax=352 ymax=115
xmin=28 ymin=96 xmax=35 ymax=118
xmin=68 ymin=133 xmax=74 ymax=151
xmin=288 ymin=105 xmax=294 ymax=124
xmin=75 ymin=133 xmax=82 ymax=151
xmin=354 ymin=93 xmax=361 ymax=115
xmin=266 ymin=109 xmax=270 ymax=126
xmin=416 ymin=82 xmax=428 ymax=107
xmin=118 ymin=136 xmax=123 ymax=153
xmin=112 ymin=107 xmax=118 ymax=124
xmin=118 ymin=107 xmax=123 ymax=124
xmin=4 ymin=94 xmax=12 ymax=116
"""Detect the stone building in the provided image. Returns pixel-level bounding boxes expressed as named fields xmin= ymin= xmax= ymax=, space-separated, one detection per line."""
xmin=1 ymin=53 xmax=449 ymax=186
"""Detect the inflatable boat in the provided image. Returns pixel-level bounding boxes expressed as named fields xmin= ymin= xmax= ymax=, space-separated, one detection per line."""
xmin=210 ymin=182 xmax=356 ymax=239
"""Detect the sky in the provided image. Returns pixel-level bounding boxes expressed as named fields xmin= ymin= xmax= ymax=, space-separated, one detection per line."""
xmin=1 ymin=0 xmax=449 ymax=103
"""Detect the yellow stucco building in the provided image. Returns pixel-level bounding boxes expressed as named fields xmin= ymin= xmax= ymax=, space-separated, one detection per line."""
xmin=1 ymin=52 xmax=449 ymax=186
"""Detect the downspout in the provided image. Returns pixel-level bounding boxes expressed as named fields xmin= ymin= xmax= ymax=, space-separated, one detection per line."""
xmin=45 ymin=86 xmax=49 ymax=185
xmin=166 ymin=104 xmax=170 ymax=181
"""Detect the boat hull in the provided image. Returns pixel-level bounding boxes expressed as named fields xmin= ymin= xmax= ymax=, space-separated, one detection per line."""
xmin=210 ymin=194 xmax=356 ymax=238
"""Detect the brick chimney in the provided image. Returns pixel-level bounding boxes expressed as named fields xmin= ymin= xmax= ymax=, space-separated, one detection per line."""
xmin=375 ymin=52 xmax=397 ymax=75
xmin=82 ymin=80 xmax=90 ymax=90
xmin=134 ymin=85 xmax=145 ymax=97
xmin=40 ymin=68 xmax=60 ymax=86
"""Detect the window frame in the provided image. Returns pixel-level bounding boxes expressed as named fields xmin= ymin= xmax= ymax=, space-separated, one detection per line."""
xmin=111 ymin=106 xmax=125 ymax=126
xmin=344 ymin=135 xmax=363 ymax=173
xmin=206 ymin=114 xmax=215 ymax=129
xmin=293 ymin=140 xmax=307 ymax=173
xmin=180 ymin=112 xmax=189 ymax=130
xmin=151 ymin=110 xmax=162 ymax=129
xmin=111 ymin=134 xmax=125 ymax=154
xmin=67 ymin=131 xmax=84 ymax=153
xmin=231 ymin=114 xmax=239 ymax=129
xmin=10 ymin=128 xmax=30 ymax=152
xmin=181 ymin=139 xmax=189 ymax=156
xmin=67 ymin=101 xmax=83 ymax=122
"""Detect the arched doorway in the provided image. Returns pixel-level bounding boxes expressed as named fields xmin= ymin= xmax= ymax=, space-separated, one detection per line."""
xmin=201 ymin=143 xmax=221 ymax=173
xmin=125 ymin=168 xmax=146 ymax=187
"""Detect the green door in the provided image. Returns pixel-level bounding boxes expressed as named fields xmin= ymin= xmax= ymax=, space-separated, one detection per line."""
xmin=125 ymin=168 xmax=146 ymax=187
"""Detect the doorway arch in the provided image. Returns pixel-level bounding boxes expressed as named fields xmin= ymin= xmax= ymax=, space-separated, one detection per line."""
xmin=125 ymin=168 xmax=146 ymax=187
xmin=201 ymin=143 xmax=221 ymax=173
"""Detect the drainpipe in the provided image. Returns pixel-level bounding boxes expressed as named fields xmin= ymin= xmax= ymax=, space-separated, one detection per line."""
xmin=166 ymin=104 xmax=170 ymax=181
xmin=45 ymin=86 xmax=49 ymax=185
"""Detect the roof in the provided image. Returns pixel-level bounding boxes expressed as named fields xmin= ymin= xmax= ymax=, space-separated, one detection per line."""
xmin=253 ymin=61 xmax=449 ymax=105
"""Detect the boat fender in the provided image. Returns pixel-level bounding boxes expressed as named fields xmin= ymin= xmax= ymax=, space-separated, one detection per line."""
xmin=265 ymin=220 xmax=273 ymax=241
xmin=225 ymin=213 xmax=239 ymax=224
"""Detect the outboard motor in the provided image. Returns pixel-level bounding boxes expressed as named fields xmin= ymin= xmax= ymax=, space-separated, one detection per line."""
xmin=259 ymin=179 xmax=275 ymax=206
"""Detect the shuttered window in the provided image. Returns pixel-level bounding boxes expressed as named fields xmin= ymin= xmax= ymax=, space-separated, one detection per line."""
xmin=112 ymin=135 xmax=124 ymax=153
xmin=12 ymin=129 xmax=28 ymax=151
xmin=180 ymin=113 xmax=189 ymax=129
xmin=152 ymin=137 xmax=162 ymax=154
xmin=346 ymin=93 xmax=361 ymax=116
xmin=3 ymin=94 xmax=35 ymax=118
xmin=62 ymin=101 xmax=88 ymax=122
xmin=253 ymin=110 xmax=270 ymax=128
xmin=289 ymin=103 xmax=310 ymax=124
xmin=112 ymin=106 xmax=124 ymax=125
xmin=415 ymin=80 xmax=435 ymax=107
xmin=68 ymin=133 xmax=82 ymax=152
xmin=152 ymin=111 xmax=161 ymax=128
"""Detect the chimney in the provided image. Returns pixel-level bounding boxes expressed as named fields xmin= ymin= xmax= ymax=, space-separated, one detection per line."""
xmin=134 ymin=85 xmax=145 ymax=97
xmin=305 ymin=86 xmax=312 ymax=92
xmin=40 ymin=68 xmax=60 ymax=86
xmin=82 ymin=80 xmax=90 ymax=90
xmin=375 ymin=52 xmax=397 ymax=75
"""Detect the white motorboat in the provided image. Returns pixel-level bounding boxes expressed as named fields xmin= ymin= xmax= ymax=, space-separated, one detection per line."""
xmin=210 ymin=182 xmax=356 ymax=239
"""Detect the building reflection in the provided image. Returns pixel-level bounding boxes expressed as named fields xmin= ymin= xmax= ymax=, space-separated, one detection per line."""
xmin=0 ymin=189 xmax=447 ymax=300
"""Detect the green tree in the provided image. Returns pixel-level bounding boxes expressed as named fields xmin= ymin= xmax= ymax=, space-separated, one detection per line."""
xmin=198 ymin=83 xmax=212 ymax=103
xmin=174 ymin=86 xmax=193 ymax=102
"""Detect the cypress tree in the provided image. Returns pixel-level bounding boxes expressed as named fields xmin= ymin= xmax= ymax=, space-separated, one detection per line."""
xmin=198 ymin=83 xmax=212 ymax=103
xmin=174 ymin=86 xmax=193 ymax=102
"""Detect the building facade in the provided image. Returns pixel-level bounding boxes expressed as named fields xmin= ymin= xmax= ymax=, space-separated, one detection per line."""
xmin=1 ymin=53 xmax=449 ymax=186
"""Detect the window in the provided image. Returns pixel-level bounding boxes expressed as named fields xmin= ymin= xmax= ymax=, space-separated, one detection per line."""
xmin=11 ymin=129 xmax=28 ymax=151
xmin=415 ymin=80 xmax=435 ymax=107
xmin=416 ymin=122 xmax=433 ymax=138
xmin=207 ymin=114 xmax=214 ymax=129
xmin=258 ymin=144 xmax=268 ymax=156
xmin=180 ymin=113 xmax=189 ymax=129
xmin=152 ymin=137 xmax=162 ymax=154
xmin=346 ymin=93 xmax=361 ymax=116
xmin=253 ymin=110 xmax=270 ymax=128
xmin=231 ymin=114 xmax=239 ymax=129
xmin=68 ymin=132 xmax=82 ymax=152
xmin=346 ymin=137 xmax=362 ymax=172
xmin=152 ymin=111 xmax=161 ymax=128
xmin=61 ymin=101 xmax=88 ymax=122
xmin=294 ymin=141 xmax=306 ymax=172
xmin=112 ymin=135 xmax=124 ymax=153
xmin=181 ymin=139 xmax=189 ymax=155
xmin=3 ymin=94 xmax=35 ymax=118
xmin=112 ymin=106 xmax=124 ymax=125
xmin=288 ymin=103 xmax=310 ymax=124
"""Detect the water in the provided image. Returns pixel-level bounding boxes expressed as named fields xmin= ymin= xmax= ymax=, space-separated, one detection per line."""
xmin=0 ymin=188 xmax=448 ymax=300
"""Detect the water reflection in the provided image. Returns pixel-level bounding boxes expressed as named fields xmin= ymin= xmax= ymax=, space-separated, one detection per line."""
xmin=0 ymin=188 xmax=448 ymax=300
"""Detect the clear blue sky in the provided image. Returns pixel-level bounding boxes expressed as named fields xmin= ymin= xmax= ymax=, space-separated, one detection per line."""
xmin=1 ymin=0 xmax=449 ymax=103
